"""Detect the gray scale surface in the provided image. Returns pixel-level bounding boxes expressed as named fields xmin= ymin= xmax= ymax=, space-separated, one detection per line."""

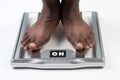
xmin=11 ymin=12 xmax=105 ymax=69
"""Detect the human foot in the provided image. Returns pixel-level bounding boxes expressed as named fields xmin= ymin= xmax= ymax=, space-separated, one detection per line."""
xmin=61 ymin=0 xmax=95 ymax=50
xmin=21 ymin=0 xmax=60 ymax=51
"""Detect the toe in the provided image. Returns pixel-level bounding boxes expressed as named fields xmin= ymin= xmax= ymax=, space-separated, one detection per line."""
xmin=24 ymin=47 xmax=28 ymax=51
xmin=21 ymin=33 xmax=28 ymax=43
xmin=86 ymin=38 xmax=91 ymax=48
xmin=21 ymin=35 xmax=29 ymax=47
xmin=29 ymin=41 xmax=41 ymax=51
xmin=24 ymin=42 xmax=30 ymax=51
xmin=75 ymin=43 xmax=84 ymax=50
xmin=22 ymin=38 xmax=30 ymax=48
xmin=83 ymin=41 xmax=89 ymax=50
xmin=88 ymin=34 xmax=95 ymax=47
xmin=90 ymin=32 xmax=95 ymax=42
xmin=86 ymin=45 xmax=90 ymax=49
xmin=29 ymin=43 xmax=37 ymax=50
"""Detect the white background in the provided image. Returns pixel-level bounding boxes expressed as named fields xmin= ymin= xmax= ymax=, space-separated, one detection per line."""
xmin=0 ymin=0 xmax=120 ymax=80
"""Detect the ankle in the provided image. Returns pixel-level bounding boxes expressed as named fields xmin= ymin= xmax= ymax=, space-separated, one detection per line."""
xmin=61 ymin=1 xmax=80 ymax=17
xmin=39 ymin=0 xmax=60 ymax=18
xmin=40 ymin=7 xmax=60 ymax=20
xmin=62 ymin=0 xmax=79 ymax=6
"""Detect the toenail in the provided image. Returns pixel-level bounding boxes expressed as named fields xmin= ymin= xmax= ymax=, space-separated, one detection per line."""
xmin=76 ymin=43 xmax=83 ymax=50
xmin=29 ymin=43 xmax=37 ymax=49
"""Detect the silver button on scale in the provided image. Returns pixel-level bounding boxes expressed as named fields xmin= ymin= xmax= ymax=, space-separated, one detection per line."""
xmin=11 ymin=12 xmax=105 ymax=69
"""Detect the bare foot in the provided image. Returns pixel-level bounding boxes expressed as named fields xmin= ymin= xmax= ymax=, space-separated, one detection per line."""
xmin=21 ymin=0 xmax=60 ymax=51
xmin=61 ymin=0 xmax=95 ymax=50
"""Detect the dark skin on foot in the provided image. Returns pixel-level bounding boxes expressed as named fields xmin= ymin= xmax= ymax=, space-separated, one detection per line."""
xmin=21 ymin=0 xmax=95 ymax=51
xmin=21 ymin=0 xmax=60 ymax=51
xmin=61 ymin=0 xmax=95 ymax=50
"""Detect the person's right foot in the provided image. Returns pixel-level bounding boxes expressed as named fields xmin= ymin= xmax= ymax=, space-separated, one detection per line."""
xmin=21 ymin=0 xmax=60 ymax=51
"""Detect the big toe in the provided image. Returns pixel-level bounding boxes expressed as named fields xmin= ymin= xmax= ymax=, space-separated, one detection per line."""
xmin=75 ymin=43 xmax=84 ymax=50
xmin=29 ymin=43 xmax=40 ymax=50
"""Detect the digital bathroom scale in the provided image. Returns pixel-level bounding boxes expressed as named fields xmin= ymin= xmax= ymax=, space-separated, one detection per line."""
xmin=11 ymin=12 xmax=105 ymax=69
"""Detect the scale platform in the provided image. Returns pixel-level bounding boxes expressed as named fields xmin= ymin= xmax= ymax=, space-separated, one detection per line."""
xmin=11 ymin=12 xmax=105 ymax=69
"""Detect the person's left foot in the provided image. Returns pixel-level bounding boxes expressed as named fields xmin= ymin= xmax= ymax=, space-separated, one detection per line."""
xmin=61 ymin=2 xmax=95 ymax=50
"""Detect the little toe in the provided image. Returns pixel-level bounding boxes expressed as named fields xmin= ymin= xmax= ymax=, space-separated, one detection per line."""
xmin=87 ymin=40 xmax=93 ymax=48
xmin=21 ymin=35 xmax=29 ymax=48
xmin=88 ymin=42 xmax=93 ymax=48
xmin=83 ymin=40 xmax=90 ymax=49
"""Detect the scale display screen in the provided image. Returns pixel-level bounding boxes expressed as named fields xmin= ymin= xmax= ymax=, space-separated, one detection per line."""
xmin=50 ymin=50 xmax=66 ymax=57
